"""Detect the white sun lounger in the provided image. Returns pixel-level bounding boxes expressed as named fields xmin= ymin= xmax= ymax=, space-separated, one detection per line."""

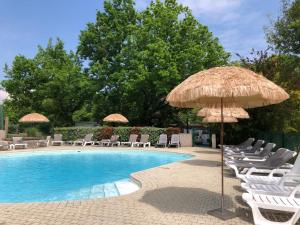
xmin=155 ymin=134 xmax=168 ymax=148
xmin=73 ymin=133 xmax=94 ymax=146
xmin=240 ymin=152 xmax=300 ymax=185
xmin=168 ymin=134 xmax=180 ymax=148
xmin=10 ymin=137 xmax=28 ymax=149
xmin=121 ymin=134 xmax=138 ymax=147
xmin=241 ymin=181 xmax=299 ymax=196
xmin=52 ymin=134 xmax=64 ymax=146
xmin=101 ymin=135 xmax=120 ymax=146
xmin=226 ymin=148 xmax=296 ymax=178
xmin=242 ymin=186 xmax=300 ymax=225
xmin=37 ymin=136 xmax=51 ymax=147
xmin=132 ymin=134 xmax=150 ymax=147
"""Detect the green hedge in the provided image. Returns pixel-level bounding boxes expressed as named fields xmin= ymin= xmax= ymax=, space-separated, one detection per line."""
xmin=54 ymin=126 xmax=180 ymax=145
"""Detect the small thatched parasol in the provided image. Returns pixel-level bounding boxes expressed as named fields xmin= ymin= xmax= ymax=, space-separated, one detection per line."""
xmin=166 ymin=66 xmax=289 ymax=219
xmin=203 ymin=115 xmax=238 ymax=123
xmin=19 ymin=113 xmax=49 ymax=123
xmin=103 ymin=113 xmax=129 ymax=123
xmin=198 ymin=106 xmax=249 ymax=119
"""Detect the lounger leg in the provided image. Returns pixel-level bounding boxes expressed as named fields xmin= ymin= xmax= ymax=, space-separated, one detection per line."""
xmin=229 ymin=165 xmax=240 ymax=177
xmin=289 ymin=210 xmax=300 ymax=225
xmin=249 ymin=203 xmax=299 ymax=225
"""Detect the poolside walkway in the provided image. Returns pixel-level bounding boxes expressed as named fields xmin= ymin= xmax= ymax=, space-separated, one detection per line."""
xmin=0 ymin=147 xmax=292 ymax=225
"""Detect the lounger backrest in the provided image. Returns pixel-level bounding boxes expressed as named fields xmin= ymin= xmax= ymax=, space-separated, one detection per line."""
xmin=46 ymin=136 xmax=51 ymax=141
xmin=239 ymin=138 xmax=255 ymax=148
xmin=252 ymin=140 xmax=265 ymax=152
xmin=128 ymin=134 xmax=138 ymax=142
xmin=288 ymin=152 xmax=300 ymax=175
xmin=111 ymin=135 xmax=119 ymax=142
xmin=84 ymin=133 xmax=93 ymax=142
xmin=140 ymin=134 xmax=149 ymax=143
xmin=158 ymin=134 xmax=167 ymax=144
xmin=266 ymin=148 xmax=296 ymax=167
xmin=170 ymin=134 xmax=180 ymax=144
xmin=54 ymin=134 xmax=62 ymax=141
xmin=258 ymin=143 xmax=275 ymax=157
xmin=12 ymin=137 xmax=23 ymax=144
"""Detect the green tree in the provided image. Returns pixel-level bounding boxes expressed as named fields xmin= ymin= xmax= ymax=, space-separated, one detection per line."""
xmin=227 ymin=50 xmax=300 ymax=144
xmin=78 ymin=0 xmax=229 ymax=126
xmin=2 ymin=39 xmax=92 ymax=126
xmin=267 ymin=0 xmax=300 ymax=54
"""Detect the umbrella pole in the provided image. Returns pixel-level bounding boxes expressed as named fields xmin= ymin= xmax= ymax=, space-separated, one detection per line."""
xmin=221 ymin=97 xmax=224 ymax=211
xmin=207 ymin=98 xmax=236 ymax=220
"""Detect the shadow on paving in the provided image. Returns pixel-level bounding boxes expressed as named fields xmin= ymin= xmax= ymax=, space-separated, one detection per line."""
xmin=180 ymin=159 xmax=219 ymax=167
xmin=140 ymin=186 xmax=234 ymax=215
xmin=194 ymin=150 xmax=219 ymax=155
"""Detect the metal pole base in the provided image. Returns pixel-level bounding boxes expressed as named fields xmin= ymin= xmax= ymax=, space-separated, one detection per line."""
xmin=207 ymin=208 xmax=236 ymax=220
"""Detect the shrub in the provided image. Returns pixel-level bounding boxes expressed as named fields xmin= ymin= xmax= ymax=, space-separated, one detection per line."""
xmin=54 ymin=126 xmax=181 ymax=144
xmin=113 ymin=127 xmax=131 ymax=142
xmin=24 ymin=127 xmax=41 ymax=137
xmin=53 ymin=127 xmax=100 ymax=140
xmin=140 ymin=127 xmax=165 ymax=144
xmin=95 ymin=127 xmax=114 ymax=141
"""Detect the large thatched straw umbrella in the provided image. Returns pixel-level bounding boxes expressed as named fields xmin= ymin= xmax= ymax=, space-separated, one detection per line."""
xmin=19 ymin=113 xmax=49 ymax=123
xmin=103 ymin=113 xmax=129 ymax=124
xmin=166 ymin=66 xmax=289 ymax=219
xmin=198 ymin=106 xmax=249 ymax=119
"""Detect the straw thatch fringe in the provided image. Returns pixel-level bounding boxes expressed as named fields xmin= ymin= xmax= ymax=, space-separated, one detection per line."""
xmin=203 ymin=116 xmax=238 ymax=123
xmin=197 ymin=106 xmax=249 ymax=119
xmin=166 ymin=66 xmax=289 ymax=108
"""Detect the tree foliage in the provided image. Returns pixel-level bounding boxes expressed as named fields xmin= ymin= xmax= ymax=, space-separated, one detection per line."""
xmin=267 ymin=0 xmax=300 ymax=54
xmin=2 ymin=39 xmax=92 ymax=126
xmin=78 ymin=0 xmax=229 ymax=126
xmin=226 ymin=49 xmax=300 ymax=144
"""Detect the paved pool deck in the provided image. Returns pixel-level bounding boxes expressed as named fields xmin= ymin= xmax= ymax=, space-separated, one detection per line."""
xmin=0 ymin=146 xmax=289 ymax=225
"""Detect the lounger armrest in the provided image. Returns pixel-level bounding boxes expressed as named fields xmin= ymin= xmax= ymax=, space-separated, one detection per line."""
xmin=244 ymin=168 xmax=275 ymax=177
xmin=289 ymin=184 xmax=300 ymax=198
xmin=268 ymin=168 xmax=290 ymax=177
xmin=242 ymin=158 xmax=266 ymax=162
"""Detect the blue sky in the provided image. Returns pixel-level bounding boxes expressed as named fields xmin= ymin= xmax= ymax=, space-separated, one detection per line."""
xmin=0 ymin=0 xmax=282 ymax=80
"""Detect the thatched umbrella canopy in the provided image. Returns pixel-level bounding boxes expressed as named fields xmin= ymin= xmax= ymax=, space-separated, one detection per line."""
xmin=167 ymin=66 xmax=289 ymax=108
xmin=198 ymin=106 xmax=249 ymax=119
xmin=203 ymin=115 xmax=238 ymax=123
xmin=19 ymin=113 xmax=49 ymax=123
xmin=166 ymin=66 xmax=289 ymax=219
xmin=103 ymin=113 xmax=129 ymax=123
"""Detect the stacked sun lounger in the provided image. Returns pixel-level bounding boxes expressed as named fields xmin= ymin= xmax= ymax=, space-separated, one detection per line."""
xmin=224 ymin=138 xmax=300 ymax=225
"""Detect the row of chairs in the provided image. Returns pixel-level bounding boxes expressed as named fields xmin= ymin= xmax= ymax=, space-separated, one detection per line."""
xmin=224 ymin=138 xmax=300 ymax=225
xmin=50 ymin=133 xmax=181 ymax=148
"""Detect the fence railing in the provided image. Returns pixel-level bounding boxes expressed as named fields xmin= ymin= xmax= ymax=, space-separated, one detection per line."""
xmin=255 ymin=131 xmax=300 ymax=152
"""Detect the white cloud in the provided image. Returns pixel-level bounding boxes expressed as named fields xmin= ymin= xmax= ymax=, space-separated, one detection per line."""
xmin=0 ymin=90 xmax=9 ymax=103
xmin=178 ymin=0 xmax=242 ymax=15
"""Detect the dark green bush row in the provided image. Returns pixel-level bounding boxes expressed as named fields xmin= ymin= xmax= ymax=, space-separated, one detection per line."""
xmin=54 ymin=126 xmax=180 ymax=145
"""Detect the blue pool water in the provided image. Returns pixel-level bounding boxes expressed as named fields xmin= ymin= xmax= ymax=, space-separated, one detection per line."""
xmin=0 ymin=150 xmax=191 ymax=203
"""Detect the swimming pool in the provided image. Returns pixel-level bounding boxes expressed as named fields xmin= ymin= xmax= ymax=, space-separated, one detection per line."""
xmin=0 ymin=150 xmax=191 ymax=203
